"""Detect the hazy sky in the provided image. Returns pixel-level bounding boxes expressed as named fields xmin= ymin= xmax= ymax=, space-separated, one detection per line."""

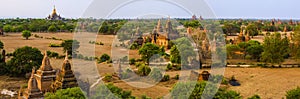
xmin=0 ymin=0 xmax=298 ymax=19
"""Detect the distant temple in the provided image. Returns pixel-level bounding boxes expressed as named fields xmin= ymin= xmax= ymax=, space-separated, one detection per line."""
xmin=133 ymin=17 xmax=180 ymax=49
xmin=231 ymin=25 xmax=251 ymax=44
xmin=19 ymin=52 xmax=78 ymax=99
xmin=46 ymin=6 xmax=63 ymax=20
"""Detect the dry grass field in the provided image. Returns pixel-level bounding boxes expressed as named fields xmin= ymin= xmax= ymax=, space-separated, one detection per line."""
xmin=1 ymin=33 xmax=300 ymax=98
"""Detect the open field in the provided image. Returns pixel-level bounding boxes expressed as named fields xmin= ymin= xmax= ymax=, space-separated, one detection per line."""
xmin=1 ymin=33 xmax=300 ymax=98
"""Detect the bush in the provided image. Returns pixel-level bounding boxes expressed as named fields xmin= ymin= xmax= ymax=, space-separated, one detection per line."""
xmin=161 ymin=75 xmax=170 ymax=82
xmin=175 ymin=65 xmax=181 ymax=70
xmin=48 ymin=43 xmax=61 ymax=47
xmin=45 ymin=87 xmax=85 ymax=99
xmin=22 ymin=30 xmax=32 ymax=40
xmin=98 ymin=54 xmax=110 ymax=63
xmin=248 ymin=94 xmax=261 ymax=99
xmin=138 ymin=64 xmax=151 ymax=76
xmin=91 ymin=83 xmax=135 ymax=99
xmin=46 ymin=51 xmax=59 ymax=58
xmin=174 ymin=74 xmax=179 ymax=80
xmin=103 ymin=74 xmax=113 ymax=82
xmin=166 ymin=63 xmax=172 ymax=70
xmin=286 ymin=87 xmax=300 ymax=99
xmin=129 ymin=58 xmax=136 ymax=65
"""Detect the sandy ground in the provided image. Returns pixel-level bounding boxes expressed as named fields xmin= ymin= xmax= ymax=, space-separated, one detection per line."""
xmin=1 ymin=33 xmax=300 ymax=98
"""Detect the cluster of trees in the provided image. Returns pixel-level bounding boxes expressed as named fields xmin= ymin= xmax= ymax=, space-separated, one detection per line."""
xmin=1 ymin=19 xmax=77 ymax=33
xmin=171 ymin=81 xmax=243 ymax=99
xmin=91 ymin=83 xmax=135 ymax=99
xmin=45 ymin=87 xmax=85 ymax=99
xmin=138 ymin=43 xmax=166 ymax=65
xmin=220 ymin=19 xmax=296 ymax=35
xmin=0 ymin=39 xmax=80 ymax=76
xmin=227 ymin=40 xmax=263 ymax=61
xmin=227 ymin=31 xmax=300 ymax=65
xmin=4 ymin=46 xmax=43 ymax=76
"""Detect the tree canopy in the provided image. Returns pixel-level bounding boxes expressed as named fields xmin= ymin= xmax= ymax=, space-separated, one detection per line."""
xmin=0 ymin=40 xmax=3 ymax=49
xmin=61 ymin=40 xmax=80 ymax=55
xmin=6 ymin=46 xmax=43 ymax=76
xmin=286 ymin=87 xmax=300 ymax=99
xmin=261 ymin=32 xmax=290 ymax=64
xmin=22 ymin=30 xmax=32 ymax=40
xmin=138 ymin=43 xmax=160 ymax=64
xmin=45 ymin=87 xmax=85 ymax=99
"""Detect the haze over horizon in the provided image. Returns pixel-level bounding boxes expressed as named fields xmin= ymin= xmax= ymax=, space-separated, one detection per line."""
xmin=0 ymin=0 xmax=299 ymax=19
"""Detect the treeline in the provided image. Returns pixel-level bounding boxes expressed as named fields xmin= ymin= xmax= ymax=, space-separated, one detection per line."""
xmin=1 ymin=18 xmax=299 ymax=35
xmin=0 ymin=19 xmax=77 ymax=32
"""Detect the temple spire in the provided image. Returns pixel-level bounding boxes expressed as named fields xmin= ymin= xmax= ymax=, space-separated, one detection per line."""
xmin=65 ymin=51 xmax=69 ymax=61
xmin=39 ymin=51 xmax=53 ymax=71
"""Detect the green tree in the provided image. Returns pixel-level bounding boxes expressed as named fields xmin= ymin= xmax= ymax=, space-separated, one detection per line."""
xmin=138 ymin=64 xmax=151 ymax=76
xmin=286 ymin=87 xmax=300 ymax=99
xmin=91 ymin=83 xmax=135 ymax=99
xmin=99 ymin=54 xmax=110 ymax=63
xmin=48 ymin=25 xmax=58 ymax=32
xmin=45 ymin=87 xmax=85 ymax=99
xmin=261 ymin=32 xmax=289 ymax=64
xmin=0 ymin=40 xmax=3 ymax=49
xmin=170 ymin=46 xmax=181 ymax=64
xmin=246 ymin=44 xmax=263 ymax=61
xmin=245 ymin=24 xmax=259 ymax=38
xmin=226 ymin=44 xmax=241 ymax=59
xmin=138 ymin=43 xmax=160 ymax=64
xmin=248 ymin=94 xmax=261 ymax=99
xmin=22 ymin=30 xmax=32 ymax=40
xmin=292 ymin=25 xmax=300 ymax=60
xmin=215 ymin=89 xmax=242 ymax=99
xmin=61 ymin=40 xmax=80 ymax=55
xmin=222 ymin=23 xmax=240 ymax=35
xmin=3 ymin=25 xmax=12 ymax=32
xmin=6 ymin=46 xmax=43 ymax=76
xmin=173 ymin=37 xmax=195 ymax=65
xmin=171 ymin=81 xmax=242 ymax=99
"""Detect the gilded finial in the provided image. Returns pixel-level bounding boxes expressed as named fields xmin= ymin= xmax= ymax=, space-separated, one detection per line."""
xmin=65 ymin=51 xmax=68 ymax=61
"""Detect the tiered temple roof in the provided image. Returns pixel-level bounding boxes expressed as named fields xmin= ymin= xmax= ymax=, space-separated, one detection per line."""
xmin=52 ymin=53 xmax=78 ymax=89
xmin=21 ymin=68 xmax=44 ymax=99
xmin=34 ymin=52 xmax=56 ymax=92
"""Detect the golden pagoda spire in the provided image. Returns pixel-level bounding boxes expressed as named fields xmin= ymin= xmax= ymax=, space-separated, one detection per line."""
xmin=64 ymin=51 xmax=69 ymax=61
xmin=52 ymin=5 xmax=57 ymax=15
xmin=39 ymin=51 xmax=53 ymax=71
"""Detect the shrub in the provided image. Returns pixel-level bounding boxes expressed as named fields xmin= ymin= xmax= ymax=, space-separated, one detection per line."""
xmin=22 ymin=30 xmax=32 ymax=40
xmin=45 ymin=87 xmax=85 ymax=99
xmin=174 ymin=74 xmax=179 ymax=80
xmin=175 ymin=65 xmax=181 ymax=70
xmin=166 ymin=63 xmax=172 ymax=70
xmin=161 ymin=75 xmax=170 ymax=82
xmin=248 ymin=94 xmax=261 ymax=99
xmin=138 ymin=64 xmax=151 ymax=76
xmin=98 ymin=54 xmax=110 ymax=63
xmin=48 ymin=43 xmax=61 ymax=47
xmin=286 ymin=87 xmax=300 ymax=99
xmin=46 ymin=51 xmax=59 ymax=58
xmin=129 ymin=58 xmax=136 ymax=65
xmin=103 ymin=74 xmax=113 ymax=82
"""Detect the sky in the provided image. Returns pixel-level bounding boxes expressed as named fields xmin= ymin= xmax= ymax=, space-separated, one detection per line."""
xmin=0 ymin=0 xmax=299 ymax=19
